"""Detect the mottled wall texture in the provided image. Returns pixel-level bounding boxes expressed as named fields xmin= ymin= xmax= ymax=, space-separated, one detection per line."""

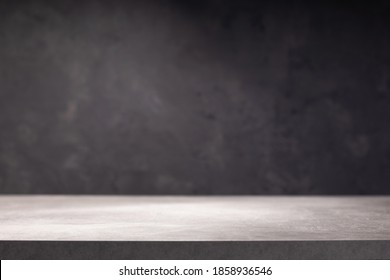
xmin=0 ymin=0 xmax=389 ymax=194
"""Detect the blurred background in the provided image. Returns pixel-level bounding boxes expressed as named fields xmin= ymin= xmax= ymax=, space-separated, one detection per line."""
xmin=0 ymin=0 xmax=389 ymax=194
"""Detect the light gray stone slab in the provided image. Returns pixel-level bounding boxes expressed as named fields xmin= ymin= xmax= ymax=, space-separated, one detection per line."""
xmin=1 ymin=195 xmax=389 ymax=241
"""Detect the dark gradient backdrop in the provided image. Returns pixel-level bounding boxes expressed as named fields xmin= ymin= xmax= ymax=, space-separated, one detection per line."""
xmin=0 ymin=0 xmax=389 ymax=194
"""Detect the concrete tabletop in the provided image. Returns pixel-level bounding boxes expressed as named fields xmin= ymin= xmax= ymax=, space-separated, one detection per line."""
xmin=1 ymin=195 xmax=389 ymax=241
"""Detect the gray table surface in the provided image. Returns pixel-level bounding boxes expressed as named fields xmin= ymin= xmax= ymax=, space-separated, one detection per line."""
xmin=1 ymin=195 xmax=389 ymax=241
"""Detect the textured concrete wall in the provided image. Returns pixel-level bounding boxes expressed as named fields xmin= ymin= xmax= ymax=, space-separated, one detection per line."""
xmin=0 ymin=0 xmax=389 ymax=194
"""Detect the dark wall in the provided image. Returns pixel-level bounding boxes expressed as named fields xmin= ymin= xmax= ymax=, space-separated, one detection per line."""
xmin=0 ymin=0 xmax=389 ymax=194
